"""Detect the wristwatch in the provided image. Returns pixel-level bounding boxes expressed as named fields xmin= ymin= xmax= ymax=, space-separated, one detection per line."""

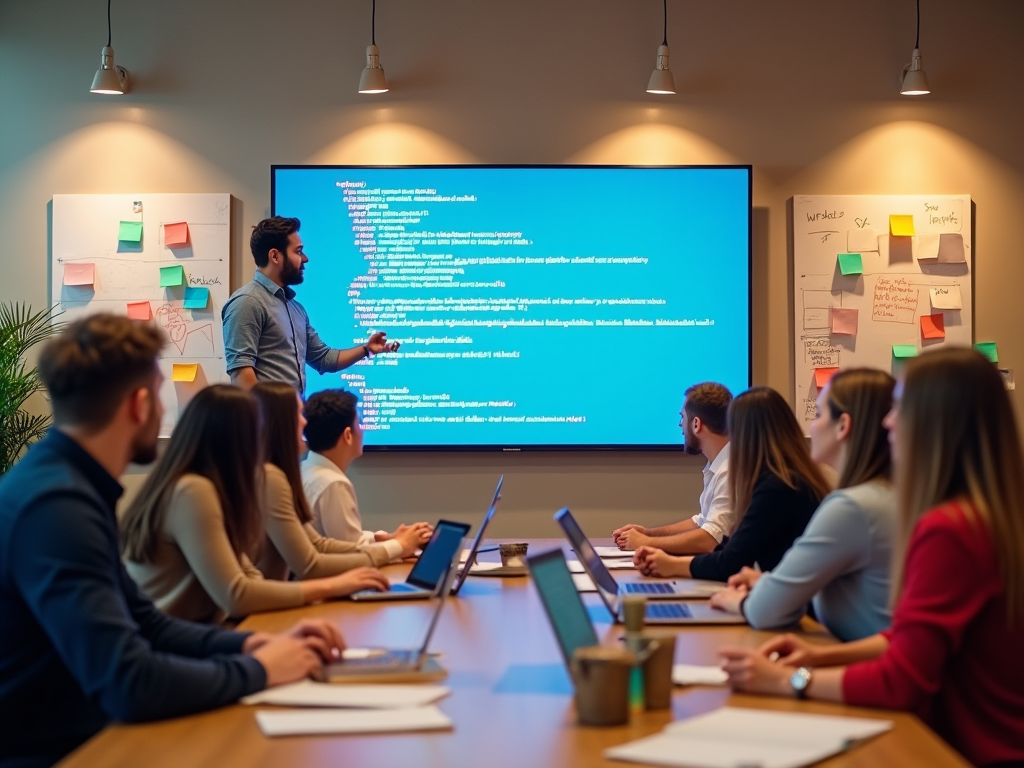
xmin=363 ymin=344 xmax=372 ymax=359
xmin=790 ymin=667 xmax=812 ymax=699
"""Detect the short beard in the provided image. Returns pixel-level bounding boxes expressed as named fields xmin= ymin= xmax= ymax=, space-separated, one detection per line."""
xmin=281 ymin=259 xmax=304 ymax=286
xmin=683 ymin=438 xmax=702 ymax=456
xmin=130 ymin=440 xmax=159 ymax=466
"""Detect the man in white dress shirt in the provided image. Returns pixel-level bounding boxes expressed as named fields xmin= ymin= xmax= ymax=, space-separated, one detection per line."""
xmin=301 ymin=389 xmax=431 ymax=559
xmin=612 ymin=382 xmax=736 ymax=554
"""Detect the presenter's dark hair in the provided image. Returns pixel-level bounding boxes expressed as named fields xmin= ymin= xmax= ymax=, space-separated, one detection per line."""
xmin=120 ymin=385 xmax=264 ymax=563
xmin=684 ymin=382 xmax=732 ymax=435
xmin=38 ymin=313 xmax=165 ymax=430
xmin=251 ymin=216 xmax=301 ymax=268
xmin=727 ymin=387 xmax=831 ymax=520
xmin=304 ymin=389 xmax=359 ymax=453
xmin=252 ymin=381 xmax=313 ymax=525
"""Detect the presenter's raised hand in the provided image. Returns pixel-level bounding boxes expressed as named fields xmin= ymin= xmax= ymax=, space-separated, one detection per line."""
xmin=326 ymin=567 xmax=390 ymax=597
xmin=366 ymin=331 xmax=400 ymax=355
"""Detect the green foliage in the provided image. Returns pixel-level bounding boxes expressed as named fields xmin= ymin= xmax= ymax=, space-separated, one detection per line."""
xmin=0 ymin=303 xmax=64 ymax=474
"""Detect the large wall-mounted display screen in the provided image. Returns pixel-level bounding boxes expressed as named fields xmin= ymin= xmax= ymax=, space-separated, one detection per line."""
xmin=272 ymin=165 xmax=751 ymax=450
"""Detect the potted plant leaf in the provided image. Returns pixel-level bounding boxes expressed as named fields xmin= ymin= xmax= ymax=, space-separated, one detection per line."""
xmin=0 ymin=303 xmax=65 ymax=475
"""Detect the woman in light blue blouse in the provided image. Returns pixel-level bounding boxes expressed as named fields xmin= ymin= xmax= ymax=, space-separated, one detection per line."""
xmin=709 ymin=368 xmax=896 ymax=641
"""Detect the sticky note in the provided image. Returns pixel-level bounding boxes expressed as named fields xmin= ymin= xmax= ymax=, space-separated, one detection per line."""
xmin=814 ymin=367 xmax=839 ymax=389
xmin=63 ymin=262 xmax=95 ymax=286
xmin=837 ymin=253 xmax=863 ymax=276
xmin=172 ymin=363 xmax=199 ymax=382
xmin=892 ymin=344 xmax=918 ymax=358
xmin=937 ymin=233 xmax=966 ymax=263
xmin=914 ymin=233 xmax=940 ymax=260
xmin=830 ymin=307 xmax=858 ymax=335
xmin=183 ymin=287 xmax=209 ymax=309
xmin=164 ymin=222 xmax=189 ymax=247
xmin=920 ymin=314 xmax=945 ymax=339
xmin=118 ymin=221 xmax=143 ymax=242
xmin=930 ymin=286 xmax=962 ymax=310
xmin=127 ymin=301 xmax=152 ymax=321
xmin=890 ymin=215 xmax=916 ymax=237
xmin=846 ymin=229 xmax=878 ymax=252
xmin=975 ymin=342 xmax=998 ymax=363
xmin=160 ymin=265 xmax=185 ymax=287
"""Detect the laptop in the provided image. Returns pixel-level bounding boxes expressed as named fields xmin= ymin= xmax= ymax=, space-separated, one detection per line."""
xmin=350 ymin=519 xmax=471 ymax=601
xmin=555 ymin=508 xmax=745 ymax=625
xmin=450 ymin=476 xmax=503 ymax=595
xmin=526 ymin=548 xmax=600 ymax=667
xmin=319 ymin=558 xmax=459 ymax=684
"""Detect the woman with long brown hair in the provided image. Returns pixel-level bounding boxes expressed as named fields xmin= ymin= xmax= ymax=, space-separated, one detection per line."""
xmin=719 ymin=349 xmax=1024 ymax=767
xmin=635 ymin=386 xmax=831 ymax=581
xmin=121 ymin=385 xmax=388 ymax=625
xmin=709 ymin=369 xmax=896 ymax=640
xmin=250 ymin=382 xmax=424 ymax=580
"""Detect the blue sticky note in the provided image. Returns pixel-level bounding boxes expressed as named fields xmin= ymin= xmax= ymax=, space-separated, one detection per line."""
xmin=183 ymin=287 xmax=209 ymax=309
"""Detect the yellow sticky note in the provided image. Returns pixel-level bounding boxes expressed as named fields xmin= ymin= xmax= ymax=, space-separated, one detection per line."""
xmin=890 ymin=215 xmax=916 ymax=237
xmin=172 ymin=363 xmax=199 ymax=382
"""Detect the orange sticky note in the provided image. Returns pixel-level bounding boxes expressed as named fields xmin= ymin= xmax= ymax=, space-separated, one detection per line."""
xmin=830 ymin=307 xmax=858 ymax=336
xmin=815 ymin=367 xmax=839 ymax=389
xmin=63 ymin=262 xmax=95 ymax=286
xmin=127 ymin=301 xmax=152 ymax=321
xmin=921 ymin=313 xmax=945 ymax=340
xmin=164 ymin=222 xmax=189 ymax=247
xmin=172 ymin=363 xmax=199 ymax=382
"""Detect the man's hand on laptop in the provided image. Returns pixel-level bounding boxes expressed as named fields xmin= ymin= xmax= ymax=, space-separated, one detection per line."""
xmin=245 ymin=619 xmax=347 ymax=687
xmin=327 ymin=567 xmax=391 ymax=597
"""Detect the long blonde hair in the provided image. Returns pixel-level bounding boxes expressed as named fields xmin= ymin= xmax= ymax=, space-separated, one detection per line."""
xmin=893 ymin=348 xmax=1024 ymax=623
xmin=728 ymin=387 xmax=831 ymax=517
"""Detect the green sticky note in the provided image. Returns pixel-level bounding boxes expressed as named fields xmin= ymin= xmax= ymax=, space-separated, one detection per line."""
xmin=892 ymin=344 xmax=918 ymax=359
xmin=159 ymin=265 xmax=185 ymax=287
xmin=837 ymin=252 xmax=863 ymax=276
xmin=975 ymin=342 xmax=999 ymax=363
xmin=183 ymin=287 xmax=209 ymax=309
xmin=118 ymin=220 xmax=143 ymax=242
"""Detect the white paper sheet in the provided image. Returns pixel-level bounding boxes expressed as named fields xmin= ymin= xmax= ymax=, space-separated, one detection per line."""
xmin=846 ymin=228 xmax=878 ymax=252
xmin=241 ymin=681 xmax=450 ymax=708
xmin=930 ymin=286 xmax=963 ymax=310
xmin=671 ymin=665 xmax=728 ymax=686
xmin=594 ymin=546 xmax=634 ymax=558
xmin=604 ymin=559 xmax=636 ymax=570
xmin=255 ymin=705 xmax=453 ymax=737
xmin=573 ymin=573 xmax=597 ymax=592
xmin=913 ymin=232 xmax=940 ymax=260
xmin=567 ymin=560 xmax=585 ymax=573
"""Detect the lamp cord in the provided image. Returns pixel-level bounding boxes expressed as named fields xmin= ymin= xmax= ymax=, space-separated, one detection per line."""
xmin=372 ymin=0 xmax=376 ymax=45
xmin=915 ymin=0 xmax=920 ymax=48
xmin=662 ymin=0 xmax=668 ymax=46
xmin=106 ymin=0 xmax=112 ymax=47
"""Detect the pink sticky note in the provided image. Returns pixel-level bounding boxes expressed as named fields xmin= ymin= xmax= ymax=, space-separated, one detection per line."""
xmin=830 ymin=307 xmax=858 ymax=336
xmin=63 ymin=262 xmax=95 ymax=286
xmin=164 ymin=222 xmax=189 ymax=247
xmin=127 ymin=301 xmax=152 ymax=321
xmin=921 ymin=313 xmax=945 ymax=340
xmin=815 ymin=367 xmax=839 ymax=389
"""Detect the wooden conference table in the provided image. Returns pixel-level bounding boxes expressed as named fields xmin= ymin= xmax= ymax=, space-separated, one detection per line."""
xmin=60 ymin=539 xmax=969 ymax=768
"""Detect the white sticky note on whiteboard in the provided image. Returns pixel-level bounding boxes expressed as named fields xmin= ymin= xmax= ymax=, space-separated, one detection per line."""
xmin=914 ymin=233 xmax=940 ymax=260
xmin=937 ymin=233 xmax=966 ymax=263
xmin=846 ymin=228 xmax=878 ymax=252
xmin=930 ymin=286 xmax=963 ymax=310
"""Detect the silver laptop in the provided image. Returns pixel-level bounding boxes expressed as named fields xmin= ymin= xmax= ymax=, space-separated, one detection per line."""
xmin=320 ymin=559 xmax=459 ymax=683
xmin=450 ymin=476 xmax=503 ymax=595
xmin=350 ymin=519 xmax=470 ymax=601
xmin=555 ymin=508 xmax=744 ymax=625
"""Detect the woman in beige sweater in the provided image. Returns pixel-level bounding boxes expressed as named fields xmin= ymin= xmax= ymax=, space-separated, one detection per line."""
xmin=121 ymin=385 xmax=389 ymax=625
xmin=250 ymin=382 xmax=424 ymax=580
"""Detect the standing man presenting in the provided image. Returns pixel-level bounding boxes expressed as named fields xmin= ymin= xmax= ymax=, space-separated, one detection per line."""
xmin=223 ymin=216 xmax=398 ymax=393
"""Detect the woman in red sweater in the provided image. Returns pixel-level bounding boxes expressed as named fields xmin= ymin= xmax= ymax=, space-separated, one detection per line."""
xmin=719 ymin=348 xmax=1024 ymax=768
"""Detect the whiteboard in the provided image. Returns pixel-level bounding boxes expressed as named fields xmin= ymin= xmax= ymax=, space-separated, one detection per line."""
xmin=792 ymin=194 xmax=972 ymax=435
xmin=51 ymin=194 xmax=232 ymax=436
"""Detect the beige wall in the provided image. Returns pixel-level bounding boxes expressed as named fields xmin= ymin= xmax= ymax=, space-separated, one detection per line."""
xmin=3 ymin=0 xmax=1022 ymax=536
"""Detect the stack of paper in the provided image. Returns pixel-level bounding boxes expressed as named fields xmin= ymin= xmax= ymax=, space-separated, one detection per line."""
xmin=606 ymin=707 xmax=892 ymax=768
xmin=595 ymin=546 xmax=634 ymax=558
xmin=671 ymin=665 xmax=728 ymax=686
xmin=241 ymin=681 xmax=449 ymax=708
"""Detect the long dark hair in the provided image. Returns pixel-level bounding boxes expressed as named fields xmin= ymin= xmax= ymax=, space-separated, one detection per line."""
xmin=121 ymin=385 xmax=264 ymax=562
xmin=252 ymin=381 xmax=313 ymax=525
xmin=826 ymin=368 xmax=894 ymax=489
xmin=728 ymin=387 xmax=831 ymax=518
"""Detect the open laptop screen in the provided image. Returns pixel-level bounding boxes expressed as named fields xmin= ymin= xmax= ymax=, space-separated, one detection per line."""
xmin=407 ymin=520 xmax=471 ymax=591
xmin=554 ymin=508 xmax=621 ymax=614
xmin=527 ymin=549 xmax=599 ymax=667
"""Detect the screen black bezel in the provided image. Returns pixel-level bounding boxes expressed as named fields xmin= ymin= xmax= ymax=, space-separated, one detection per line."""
xmin=271 ymin=163 xmax=753 ymax=452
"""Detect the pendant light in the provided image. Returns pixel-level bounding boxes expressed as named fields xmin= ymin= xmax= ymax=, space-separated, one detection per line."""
xmin=90 ymin=0 xmax=129 ymax=95
xmin=358 ymin=0 xmax=389 ymax=95
xmin=900 ymin=0 xmax=930 ymax=95
xmin=646 ymin=0 xmax=675 ymax=95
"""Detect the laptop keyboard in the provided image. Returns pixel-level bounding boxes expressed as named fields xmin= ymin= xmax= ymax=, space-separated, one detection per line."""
xmin=624 ymin=582 xmax=675 ymax=594
xmin=646 ymin=603 xmax=694 ymax=620
xmin=340 ymin=650 xmax=414 ymax=670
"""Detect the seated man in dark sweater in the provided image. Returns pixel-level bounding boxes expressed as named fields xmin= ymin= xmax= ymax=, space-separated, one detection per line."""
xmin=0 ymin=314 xmax=344 ymax=768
